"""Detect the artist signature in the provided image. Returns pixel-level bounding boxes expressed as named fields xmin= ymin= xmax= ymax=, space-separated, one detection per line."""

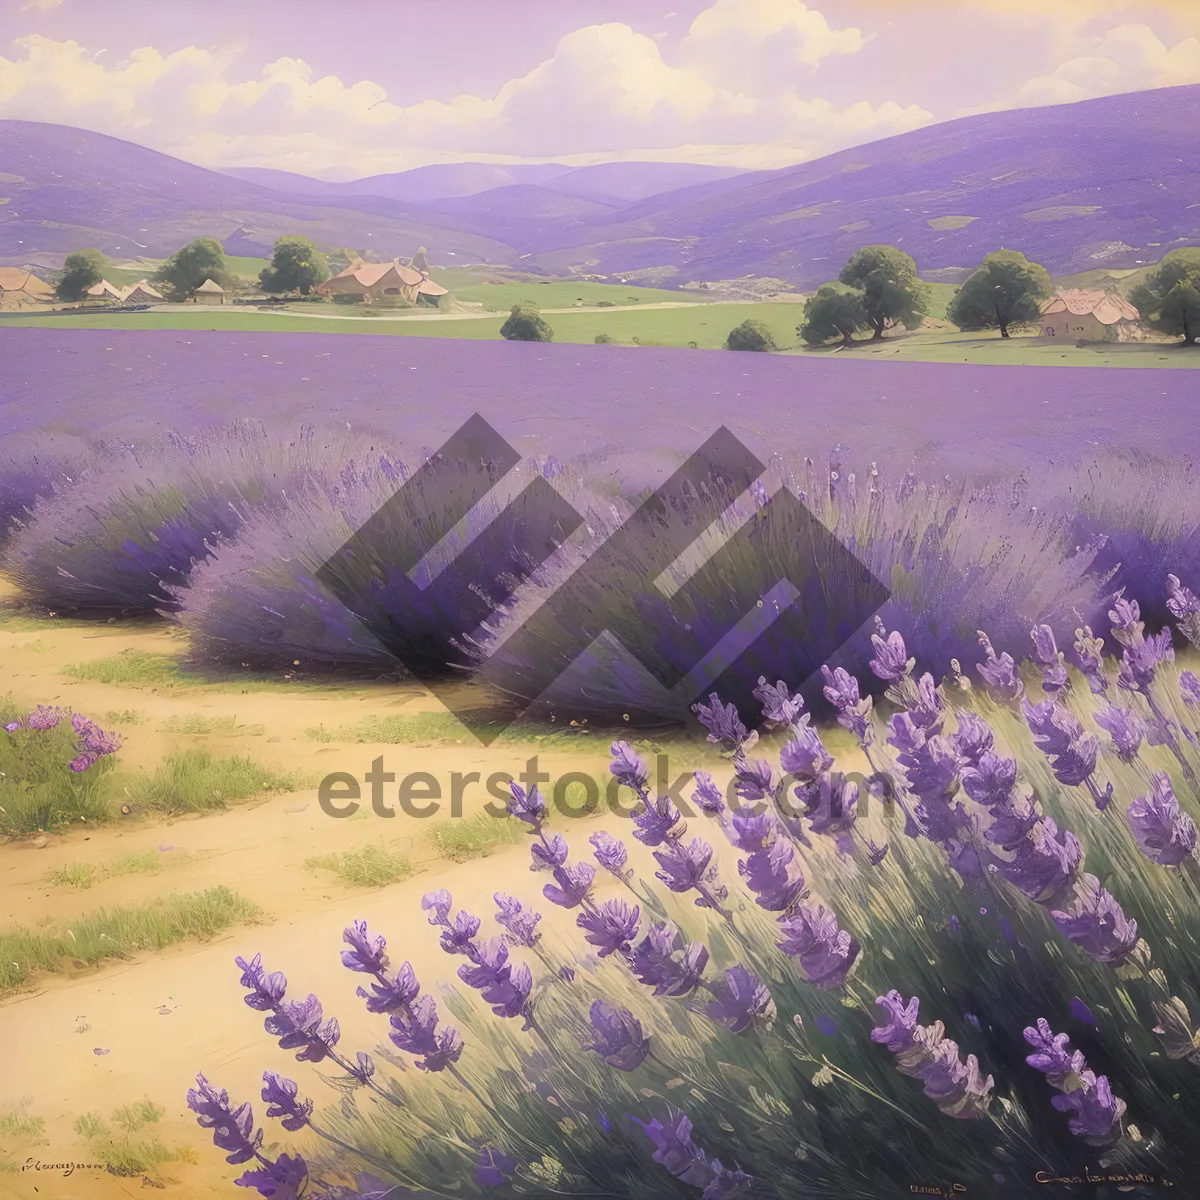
xmin=910 ymin=1186 xmax=966 ymax=1198
xmin=1036 ymin=1167 xmax=1174 ymax=1186
xmin=22 ymin=1157 xmax=107 ymax=1176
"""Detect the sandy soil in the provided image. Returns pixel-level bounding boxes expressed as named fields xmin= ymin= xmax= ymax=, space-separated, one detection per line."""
xmin=0 ymin=604 xmax=723 ymax=1198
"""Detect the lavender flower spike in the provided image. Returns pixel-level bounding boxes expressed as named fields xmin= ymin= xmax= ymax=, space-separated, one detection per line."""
xmin=1023 ymin=1019 xmax=1126 ymax=1145
xmin=1181 ymin=671 xmax=1200 ymax=708
xmin=577 ymin=898 xmax=641 ymax=958
xmin=506 ymin=780 xmax=547 ymax=831
xmin=261 ymin=1071 xmax=314 ymax=1131
xmin=704 ymin=964 xmax=776 ymax=1033
xmin=692 ymin=693 xmax=749 ymax=750
xmin=1023 ymin=699 xmax=1112 ymax=810
xmin=543 ymin=860 xmax=595 ymax=909
xmin=609 ymin=740 xmax=650 ymax=794
xmin=1094 ymin=706 xmax=1146 ymax=765
xmin=1074 ymin=626 xmax=1109 ymax=697
xmin=1167 ymin=573 xmax=1200 ymax=648
xmin=1052 ymin=875 xmax=1138 ymax=964
xmin=641 ymin=1110 xmax=754 ymax=1199
xmin=1128 ymin=773 xmax=1198 ymax=867
xmin=1031 ymin=624 xmax=1070 ymax=695
xmin=870 ymin=627 xmax=914 ymax=682
xmin=976 ymin=630 xmax=1024 ymax=702
xmin=821 ymin=665 xmax=874 ymax=746
xmin=187 ymin=1072 xmax=263 ymax=1164
xmin=590 ymin=830 xmax=631 ymax=879
xmin=871 ymin=991 xmax=994 ymax=1119
xmin=691 ymin=771 xmax=727 ymax=817
xmin=630 ymin=921 xmax=709 ymax=997
xmin=777 ymin=903 xmax=860 ymax=990
xmin=753 ymin=676 xmax=804 ymax=727
xmin=389 ymin=994 xmax=464 ymax=1072
xmin=494 ymin=893 xmax=543 ymax=948
xmin=585 ymin=1000 xmax=649 ymax=1071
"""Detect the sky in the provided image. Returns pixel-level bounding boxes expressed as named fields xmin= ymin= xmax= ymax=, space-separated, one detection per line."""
xmin=1 ymin=0 xmax=1199 ymax=178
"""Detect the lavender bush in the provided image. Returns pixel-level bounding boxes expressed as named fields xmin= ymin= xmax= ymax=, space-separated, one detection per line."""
xmin=190 ymin=609 xmax=1200 ymax=1195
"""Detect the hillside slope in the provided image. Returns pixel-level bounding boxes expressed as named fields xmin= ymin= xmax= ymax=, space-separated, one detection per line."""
xmin=0 ymin=121 xmax=515 ymax=265
xmin=527 ymin=85 xmax=1200 ymax=287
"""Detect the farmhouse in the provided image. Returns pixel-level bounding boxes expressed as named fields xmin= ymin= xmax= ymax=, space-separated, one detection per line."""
xmin=119 ymin=279 xmax=164 ymax=304
xmin=316 ymin=258 xmax=448 ymax=305
xmin=84 ymin=279 xmax=123 ymax=304
xmin=1039 ymin=289 xmax=1142 ymax=342
xmin=0 ymin=267 xmax=54 ymax=310
xmin=191 ymin=278 xmax=227 ymax=305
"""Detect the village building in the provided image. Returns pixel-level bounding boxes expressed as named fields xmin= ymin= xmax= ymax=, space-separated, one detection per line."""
xmin=191 ymin=278 xmax=227 ymax=305
xmin=0 ymin=267 xmax=55 ymax=310
xmin=84 ymin=279 xmax=123 ymax=304
xmin=1039 ymin=288 xmax=1143 ymax=342
xmin=119 ymin=279 xmax=164 ymax=304
xmin=315 ymin=258 xmax=448 ymax=306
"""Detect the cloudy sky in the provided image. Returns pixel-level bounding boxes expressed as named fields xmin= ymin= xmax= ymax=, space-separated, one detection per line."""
xmin=1 ymin=0 xmax=1198 ymax=178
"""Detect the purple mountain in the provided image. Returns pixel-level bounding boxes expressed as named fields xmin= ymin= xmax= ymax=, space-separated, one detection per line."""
xmin=0 ymin=120 xmax=514 ymax=265
xmin=527 ymin=84 xmax=1200 ymax=286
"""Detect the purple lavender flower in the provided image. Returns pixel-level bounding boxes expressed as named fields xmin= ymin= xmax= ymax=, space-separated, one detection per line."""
xmin=577 ymin=898 xmax=640 ymax=958
xmin=348 ymin=1052 xmax=376 ymax=1084
xmin=543 ymin=860 xmax=595 ymax=909
xmin=425 ymin=897 xmax=482 ymax=955
xmin=1023 ymin=699 xmax=1111 ymax=808
xmin=261 ymin=1072 xmax=313 ymax=1131
xmin=1109 ymin=595 xmax=1145 ymax=646
xmin=1073 ymin=626 xmax=1109 ymax=696
xmin=389 ymin=994 xmax=464 ymax=1072
xmin=795 ymin=772 xmax=859 ymax=839
xmin=1023 ymin=1019 xmax=1126 ymax=1145
xmin=1094 ymin=706 xmax=1146 ymax=764
xmin=953 ymin=712 xmax=994 ymax=768
xmin=692 ymin=693 xmax=748 ymax=750
xmin=779 ymin=725 xmax=833 ymax=783
xmin=821 ymin=665 xmax=874 ymax=745
xmin=753 ymin=676 xmax=804 ymax=726
xmin=187 ymin=1072 xmax=263 ymax=1164
xmin=1166 ymin=573 xmax=1200 ymax=648
xmin=71 ymin=712 xmax=121 ymax=757
xmin=732 ymin=756 xmax=776 ymax=804
xmin=1181 ymin=671 xmax=1200 ymax=708
xmin=1052 ymin=875 xmax=1138 ymax=964
xmin=458 ymin=939 xmax=533 ymax=1023
xmin=27 ymin=704 xmax=67 ymax=731
xmin=630 ymin=921 xmax=709 ymax=997
xmin=632 ymin=792 xmax=686 ymax=846
xmin=506 ymin=781 xmax=547 ymax=831
xmin=691 ymin=771 xmax=727 ymax=816
xmin=640 ymin=1110 xmax=754 ymax=1198
xmin=704 ymin=965 xmax=775 ymax=1033
xmin=653 ymin=837 xmax=726 ymax=910
xmin=3 ymin=721 xmax=19 ymax=733
xmin=777 ymin=904 xmax=860 ymax=990
xmin=1128 ymin=773 xmax=1198 ymax=866
xmin=870 ymin=628 xmax=913 ymax=682
xmin=589 ymin=830 xmax=630 ymax=879
xmin=494 ymin=893 xmax=543 ymax=948
xmin=976 ymin=630 xmax=1024 ymax=701
xmin=421 ymin=889 xmax=453 ymax=926
xmin=235 ymin=954 xmax=340 ymax=1064
xmin=871 ymin=991 xmax=994 ymax=1119
xmin=530 ymin=833 xmax=569 ymax=870
xmin=341 ymin=920 xmax=388 ymax=976
xmin=609 ymin=740 xmax=650 ymax=793
xmin=341 ymin=923 xmax=421 ymax=1016
xmin=233 ymin=1153 xmax=308 ymax=1199
xmin=1031 ymin=625 xmax=1070 ymax=694
xmin=476 ymin=1147 xmax=518 ymax=1189
xmin=725 ymin=810 xmax=777 ymax=853
xmin=737 ymin=834 xmax=808 ymax=912
xmin=585 ymin=1000 xmax=649 ymax=1071
xmin=1117 ymin=628 xmax=1174 ymax=694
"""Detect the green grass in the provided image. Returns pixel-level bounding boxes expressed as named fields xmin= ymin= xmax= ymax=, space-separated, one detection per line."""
xmin=427 ymin=267 xmax=711 ymax=312
xmin=306 ymin=843 xmax=415 ymax=887
xmin=125 ymin=748 xmax=300 ymax=814
xmin=46 ymin=849 xmax=183 ymax=890
xmin=160 ymin=713 xmax=265 ymax=736
xmin=63 ymin=650 xmax=204 ymax=688
xmin=0 ymin=885 xmax=262 ymax=991
xmin=428 ymin=811 xmax=528 ymax=863
xmin=105 ymin=709 xmax=144 ymax=725
xmin=75 ymin=1097 xmax=186 ymax=1177
xmin=305 ymin=711 xmax=482 ymax=744
xmin=0 ymin=1103 xmax=44 ymax=1140
xmin=924 ymin=281 xmax=958 ymax=321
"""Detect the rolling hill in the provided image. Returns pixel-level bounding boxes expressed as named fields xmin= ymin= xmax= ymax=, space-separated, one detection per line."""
xmin=523 ymin=85 xmax=1200 ymax=287
xmin=0 ymin=120 xmax=515 ymax=266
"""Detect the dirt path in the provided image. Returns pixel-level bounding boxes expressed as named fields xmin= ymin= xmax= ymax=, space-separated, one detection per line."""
xmin=142 ymin=300 xmax=719 ymax=322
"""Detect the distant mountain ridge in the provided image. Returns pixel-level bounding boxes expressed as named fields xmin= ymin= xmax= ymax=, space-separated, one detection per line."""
xmin=4 ymin=87 xmax=1199 ymax=287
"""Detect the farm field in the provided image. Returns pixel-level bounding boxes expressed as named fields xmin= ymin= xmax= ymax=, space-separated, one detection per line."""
xmin=428 ymin=267 xmax=716 ymax=310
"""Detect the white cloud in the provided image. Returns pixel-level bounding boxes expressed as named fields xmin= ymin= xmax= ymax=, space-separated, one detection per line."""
xmin=965 ymin=22 xmax=1200 ymax=113
xmin=0 ymin=3 xmax=930 ymax=174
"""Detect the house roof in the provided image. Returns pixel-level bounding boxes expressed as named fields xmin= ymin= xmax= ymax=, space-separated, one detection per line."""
xmin=0 ymin=267 xmax=53 ymax=297
xmin=86 ymin=279 xmax=122 ymax=297
xmin=417 ymin=277 xmax=448 ymax=296
xmin=195 ymin=278 xmax=225 ymax=293
xmin=322 ymin=258 xmax=430 ymax=289
xmin=119 ymin=279 xmax=163 ymax=301
xmin=1041 ymin=288 xmax=1140 ymax=325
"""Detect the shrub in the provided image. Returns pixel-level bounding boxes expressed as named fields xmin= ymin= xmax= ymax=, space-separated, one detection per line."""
xmin=725 ymin=319 xmax=777 ymax=352
xmin=594 ymin=332 xmax=617 ymax=345
xmin=500 ymin=303 xmax=553 ymax=342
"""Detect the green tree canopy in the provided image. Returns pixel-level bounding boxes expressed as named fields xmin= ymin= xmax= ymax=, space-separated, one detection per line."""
xmin=947 ymin=249 xmax=1054 ymax=337
xmin=799 ymin=282 xmax=871 ymax=347
xmin=259 ymin=236 xmax=330 ymax=295
xmin=1130 ymin=249 xmax=1200 ymax=345
xmin=725 ymin=319 xmax=778 ymax=352
xmin=500 ymin=303 xmax=553 ymax=342
xmin=838 ymin=245 xmax=930 ymax=339
xmin=56 ymin=248 xmax=107 ymax=301
xmin=155 ymin=237 xmax=232 ymax=301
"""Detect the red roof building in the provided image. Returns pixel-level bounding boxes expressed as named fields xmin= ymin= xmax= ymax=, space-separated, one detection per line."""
xmin=1039 ymin=288 xmax=1142 ymax=342
xmin=316 ymin=258 xmax=447 ymax=305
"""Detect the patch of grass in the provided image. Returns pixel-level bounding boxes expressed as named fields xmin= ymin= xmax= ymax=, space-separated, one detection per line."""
xmin=0 ymin=1102 xmax=44 ymax=1140
xmin=111 ymin=1099 xmax=165 ymax=1134
xmin=306 ymin=712 xmax=483 ymax=744
xmin=105 ymin=709 xmax=144 ymax=725
xmin=160 ymin=713 xmax=265 ymax=736
xmin=63 ymin=651 xmax=203 ymax=688
xmin=0 ymin=885 xmax=262 ymax=991
xmin=306 ymin=843 xmax=415 ymax=887
xmin=73 ymin=1112 xmax=109 ymax=1138
xmin=46 ymin=849 xmax=182 ymax=890
xmin=428 ymin=811 xmax=528 ymax=863
xmin=125 ymin=749 xmax=299 ymax=814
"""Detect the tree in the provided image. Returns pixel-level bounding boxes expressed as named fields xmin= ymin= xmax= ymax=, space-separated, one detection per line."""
xmin=259 ymin=236 xmax=329 ymax=295
xmin=725 ymin=319 xmax=778 ymax=352
xmin=500 ymin=303 xmax=553 ymax=342
xmin=946 ymin=249 xmax=1053 ymax=338
xmin=838 ymin=245 xmax=930 ymax=339
xmin=155 ymin=237 xmax=232 ymax=301
xmin=1131 ymin=249 xmax=1200 ymax=346
xmin=799 ymin=283 xmax=871 ymax=347
xmin=56 ymin=248 xmax=107 ymax=301
xmin=594 ymin=332 xmax=617 ymax=344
